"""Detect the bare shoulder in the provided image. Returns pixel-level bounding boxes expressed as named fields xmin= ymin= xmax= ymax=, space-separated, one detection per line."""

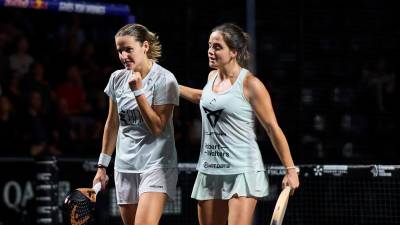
xmin=207 ymin=70 xmax=218 ymax=81
xmin=243 ymin=72 xmax=268 ymax=94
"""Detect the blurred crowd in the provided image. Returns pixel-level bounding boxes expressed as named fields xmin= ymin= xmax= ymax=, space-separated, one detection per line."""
xmin=0 ymin=5 xmax=398 ymax=163
xmin=0 ymin=9 xmax=205 ymax=161
xmin=0 ymin=10 xmax=116 ymax=157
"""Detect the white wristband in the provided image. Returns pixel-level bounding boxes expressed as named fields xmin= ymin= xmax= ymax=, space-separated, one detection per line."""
xmin=98 ymin=153 xmax=111 ymax=167
xmin=286 ymin=166 xmax=300 ymax=173
xmin=133 ymin=88 xmax=145 ymax=97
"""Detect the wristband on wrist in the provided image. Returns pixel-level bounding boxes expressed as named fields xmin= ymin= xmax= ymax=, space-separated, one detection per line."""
xmin=98 ymin=153 xmax=111 ymax=168
xmin=133 ymin=88 xmax=145 ymax=97
xmin=286 ymin=166 xmax=300 ymax=173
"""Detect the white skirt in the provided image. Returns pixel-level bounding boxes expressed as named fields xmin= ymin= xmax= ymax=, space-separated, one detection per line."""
xmin=191 ymin=171 xmax=269 ymax=200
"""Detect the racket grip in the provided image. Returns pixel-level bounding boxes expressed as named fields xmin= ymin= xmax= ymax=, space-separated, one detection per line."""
xmin=93 ymin=182 xmax=101 ymax=195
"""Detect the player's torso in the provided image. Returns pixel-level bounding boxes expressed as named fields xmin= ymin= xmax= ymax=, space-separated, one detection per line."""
xmin=197 ymin=68 xmax=265 ymax=174
xmin=111 ymin=64 xmax=177 ymax=172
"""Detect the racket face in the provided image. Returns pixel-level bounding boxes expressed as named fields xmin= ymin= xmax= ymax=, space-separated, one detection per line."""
xmin=64 ymin=189 xmax=96 ymax=225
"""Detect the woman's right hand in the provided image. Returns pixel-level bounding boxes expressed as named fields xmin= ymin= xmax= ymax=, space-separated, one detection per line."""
xmin=128 ymin=71 xmax=143 ymax=91
xmin=93 ymin=168 xmax=109 ymax=191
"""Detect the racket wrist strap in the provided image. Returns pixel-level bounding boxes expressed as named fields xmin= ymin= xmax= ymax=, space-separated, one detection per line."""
xmin=97 ymin=164 xmax=107 ymax=169
xmin=98 ymin=153 xmax=111 ymax=168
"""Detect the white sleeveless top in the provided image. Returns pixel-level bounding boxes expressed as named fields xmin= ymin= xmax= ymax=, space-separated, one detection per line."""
xmin=197 ymin=68 xmax=266 ymax=174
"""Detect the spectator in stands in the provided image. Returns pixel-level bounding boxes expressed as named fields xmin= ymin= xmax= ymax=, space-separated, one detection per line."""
xmin=4 ymin=76 xmax=23 ymax=112
xmin=22 ymin=62 xmax=54 ymax=112
xmin=23 ymin=90 xmax=61 ymax=156
xmin=0 ymin=95 xmax=19 ymax=154
xmin=50 ymin=98 xmax=76 ymax=156
xmin=55 ymin=64 xmax=91 ymax=115
xmin=92 ymin=24 xmax=179 ymax=225
xmin=361 ymin=57 xmax=396 ymax=113
xmin=8 ymin=36 xmax=34 ymax=79
xmin=179 ymin=23 xmax=299 ymax=225
xmin=0 ymin=30 xmax=9 ymax=78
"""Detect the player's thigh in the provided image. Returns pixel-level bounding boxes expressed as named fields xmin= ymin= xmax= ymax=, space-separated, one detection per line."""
xmin=198 ymin=199 xmax=228 ymax=225
xmin=135 ymin=192 xmax=168 ymax=225
xmin=227 ymin=196 xmax=257 ymax=225
xmin=119 ymin=204 xmax=138 ymax=225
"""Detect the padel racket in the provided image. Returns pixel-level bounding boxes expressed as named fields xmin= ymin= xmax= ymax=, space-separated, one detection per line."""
xmin=269 ymin=186 xmax=292 ymax=225
xmin=63 ymin=182 xmax=101 ymax=225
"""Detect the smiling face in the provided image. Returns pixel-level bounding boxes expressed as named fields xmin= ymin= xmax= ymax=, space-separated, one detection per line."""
xmin=208 ymin=31 xmax=237 ymax=69
xmin=115 ymin=35 xmax=149 ymax=71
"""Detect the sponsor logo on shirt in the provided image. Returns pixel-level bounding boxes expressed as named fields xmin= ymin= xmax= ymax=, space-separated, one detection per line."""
xmin=204 ymin=150 xmax=230 ymax=157
xmin=203 ymin=107 xmax=223 ymax=128
xmin=203 ymin=162 xmax=230 ymax=169
xmin=205 ymin=131 xmax=227 ymax=136
xmin=119 ymin=109 xmax=143 ymax=126
xmin=205 ymin=143 xmax=228 ymax=150
xmin=149 ymin=185 xmax=164 ymax=189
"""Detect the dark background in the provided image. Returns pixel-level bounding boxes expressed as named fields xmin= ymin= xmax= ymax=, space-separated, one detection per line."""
xmin=0 ymin=0 xmax=398 ymax=164
xmin=0 ymin=1 xmax=399 ymax=225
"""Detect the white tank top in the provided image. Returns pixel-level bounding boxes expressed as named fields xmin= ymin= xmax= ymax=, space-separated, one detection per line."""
xmin=197 ymin=68 xmax=266 ymax=174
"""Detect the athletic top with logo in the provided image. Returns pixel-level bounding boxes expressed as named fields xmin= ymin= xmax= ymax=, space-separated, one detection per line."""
xmin=104 ymin=63 xmax=179 ymax=173
xmin=197 ymin=68 xmax=266 ymax=174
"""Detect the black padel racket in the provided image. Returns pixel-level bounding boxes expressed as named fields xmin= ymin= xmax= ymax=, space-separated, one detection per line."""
xmin=63 ymin=183 xmax=101 ymax=225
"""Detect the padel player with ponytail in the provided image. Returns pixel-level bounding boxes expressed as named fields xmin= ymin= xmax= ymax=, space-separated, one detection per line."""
xmin=93 ymin=24 xmax=179 ymax=225
xmin=179 ymin=23 xmax=299 ymax=225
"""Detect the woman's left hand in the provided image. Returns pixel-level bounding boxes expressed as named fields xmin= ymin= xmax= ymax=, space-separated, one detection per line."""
xmin=282 ymin=169 xmax=300 ymax=195
xmin=128 ymin=70 xmax=143 ymax=91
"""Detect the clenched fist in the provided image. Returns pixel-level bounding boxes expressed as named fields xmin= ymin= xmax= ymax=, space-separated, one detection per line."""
xmin=128 ymin=70 xmax=143 ymax=91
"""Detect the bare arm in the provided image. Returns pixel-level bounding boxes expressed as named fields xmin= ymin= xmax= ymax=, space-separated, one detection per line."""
xmin=101 ymin=97 xmax=119 ymax=155
xmin=179 ymin=85 xmax=202 ymax=104
xmin=245 ymin=74 xmax=299 ymax=191
xmin=94 ymin=97 xmax=119 ymax=189
xmin=179 ymin=70 xmax=217 ymax=104
xmin=128 ymin=71 xmax=176 ymax=136
xmin=135 ymin=95 xmax=174 ymax=136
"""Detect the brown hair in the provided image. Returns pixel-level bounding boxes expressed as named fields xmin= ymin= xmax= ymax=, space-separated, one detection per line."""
xmin=212 ymin=23 xmax=251 ymax=68
xmin=115 ymin=24 xmax=162 ymax=61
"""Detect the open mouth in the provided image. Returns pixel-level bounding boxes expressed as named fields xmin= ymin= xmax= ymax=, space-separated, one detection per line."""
xmin=124 ymin=61 xmax=134 ymax=68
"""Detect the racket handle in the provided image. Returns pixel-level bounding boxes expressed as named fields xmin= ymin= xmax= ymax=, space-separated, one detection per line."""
xmin=93 ymin=182 xmax=101 ymax=195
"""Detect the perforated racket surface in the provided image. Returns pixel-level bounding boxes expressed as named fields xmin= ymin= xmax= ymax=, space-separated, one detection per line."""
xmin=269 ymin=186 xmax=291 ymax=225
xmin=64 ymin=183 xmax=101 ymax=225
